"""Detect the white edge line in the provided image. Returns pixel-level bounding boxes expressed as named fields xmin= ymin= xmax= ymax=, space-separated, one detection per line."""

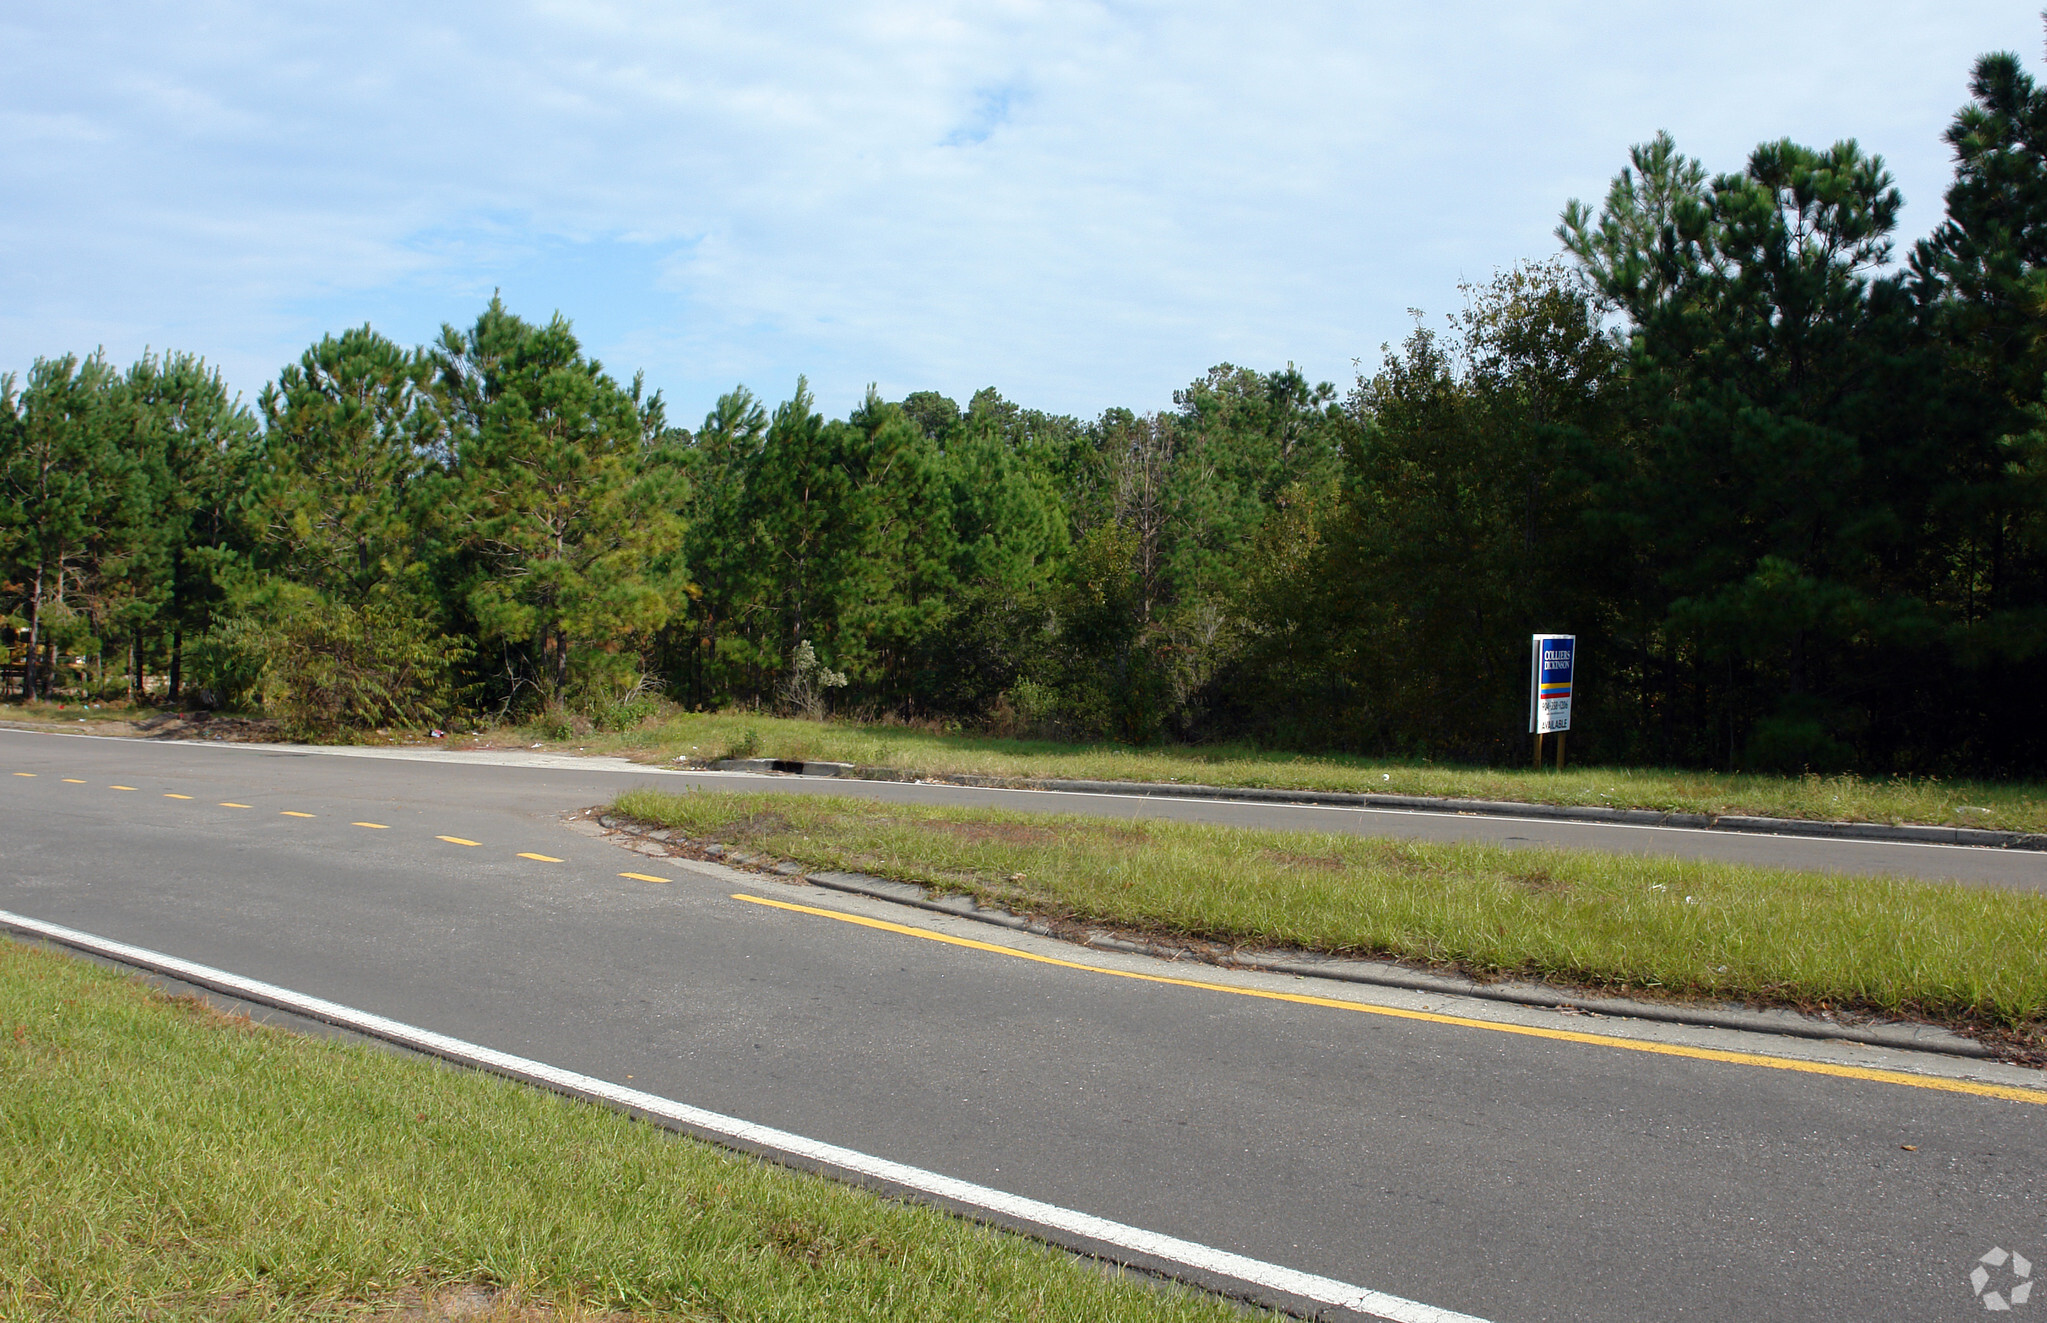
xmin=0 ymin=907 xmax=1491 ymax=1323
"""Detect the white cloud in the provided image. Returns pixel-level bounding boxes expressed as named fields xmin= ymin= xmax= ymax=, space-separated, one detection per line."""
xmin=0 ymin=1 xmax=2038 ymax=424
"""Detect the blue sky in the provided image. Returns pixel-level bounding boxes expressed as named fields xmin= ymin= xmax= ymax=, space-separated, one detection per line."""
xmin=2 ymin=3 xmax=2038 ymax=429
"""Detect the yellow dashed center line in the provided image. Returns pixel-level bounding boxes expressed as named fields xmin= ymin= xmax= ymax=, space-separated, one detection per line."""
xmin=12 ymin=772 xmax=34 ymax=777
xmin=437 ymin=836 xmax=481 ymax=847
xmin=109 ymin=785 xmax=137 ymax=791
xmin=620 ymin=872 xmax=671 ymax=885
xmin=279 ymin=811 xmax=315 ymax=818
xmin=164 ymin=794 xmax=193 ymax=800
xmin=518 ymin=853 xmax=565 ymax=863
xmin=219 ymin=802 xmax=252 ymax=808
xmin=733 ymin=892 xmax=2047 ymax=1108
xmin=62 ymin=779 xmax=86 ymax=784
xmin=352 ymin=822 xmax=390 ymax=829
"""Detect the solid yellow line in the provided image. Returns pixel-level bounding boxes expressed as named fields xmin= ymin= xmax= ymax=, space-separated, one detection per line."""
xmin=279 ymin=811 xmax=315 ymax=818
xmin=620 ymin=872 xmax=671 ymax=884
xmin=164 ymin=793 xmax=193 ymax=800
xmin=437 ymin=836 xmax=481 ymax=847
xmin=109 ymin=785 xmax=137 ymax=791
xmin=732 ymin=893 xmax=2047 ymax=1108
xmin=219 ymin=802 xmax=252 ymax=808
xmin=518 ymin=853 xmax=564 ymax=863
xmin=352 ymin=822 xmax=390 ymax=829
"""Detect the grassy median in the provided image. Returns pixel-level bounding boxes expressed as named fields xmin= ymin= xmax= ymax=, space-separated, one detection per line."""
xmin=488 ymin=709 xmax=2047 ymax=834
xmin=0 ymin=938 xmax=1259 ymax=1322
xmin=612 ymin=787 xmax=2047 ymax=1038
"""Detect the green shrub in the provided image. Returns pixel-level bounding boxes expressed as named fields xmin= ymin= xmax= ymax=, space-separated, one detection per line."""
xmin=257 ymin=598 xmax=467 ymax=737
xmin=591 ymin=696 xmax=664 ymax=732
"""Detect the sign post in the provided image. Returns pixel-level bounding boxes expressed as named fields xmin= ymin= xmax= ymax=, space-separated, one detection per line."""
xmin=1530 ymin=634 xmax=1575 ymax=770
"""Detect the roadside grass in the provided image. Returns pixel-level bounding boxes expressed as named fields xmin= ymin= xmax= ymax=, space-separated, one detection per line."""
xmin=0 ymin=939 xmax=1259 ymax=1323
xmin=12 ymin=690 xmax=2044 ymax=833
xmin=612 ymin=787 xmax=2047 ymax=1036
xmin=0 ymin=698 xmax=279 ymax=743
xmin=485 ymin=708 xmax=2047 ymax=834
xmin=0 ymin=697 xmax=164 ymax=725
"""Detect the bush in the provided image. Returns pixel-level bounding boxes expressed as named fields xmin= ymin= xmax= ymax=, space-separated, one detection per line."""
xmin=780 ymin=640 xmax=847 ymax=720
xmin=593 ymin=698 xmax=660 ymax=732
xmin=257 ymin=598 xmax=467 ymax=737
xmin=188 ymin=618 xmax=271 ymax=712
xmin=534 ymin=701 xmax=586 ymax=742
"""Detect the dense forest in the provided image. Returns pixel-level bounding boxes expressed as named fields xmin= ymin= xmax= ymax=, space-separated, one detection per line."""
xmin=7 ymin=49 xmax=2047 ymax=774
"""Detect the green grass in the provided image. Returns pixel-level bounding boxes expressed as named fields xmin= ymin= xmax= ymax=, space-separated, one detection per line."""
xmin=15 ymin=689 xmax=2045 ymax=833
xmin=481 ymin=708 xmax=2047 ymax=834
xmin=0 ymin=697 xmax=164 ymax=724
xmin=613 ymin=787 xmax=2047 ymax=1036
xmin=0 ymin=938 xmax=1260 ymax=1322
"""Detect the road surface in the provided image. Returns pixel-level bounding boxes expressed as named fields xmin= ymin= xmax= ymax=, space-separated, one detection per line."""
xmin=2 ymin=729 xmax=2042 ymax=1322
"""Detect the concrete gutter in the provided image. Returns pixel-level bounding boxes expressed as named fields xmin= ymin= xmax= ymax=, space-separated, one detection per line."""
xmin=709 ymin=758 xmax=2047 ymax=852
xmin=601 ymin=814 xmax=2002 ymax=1063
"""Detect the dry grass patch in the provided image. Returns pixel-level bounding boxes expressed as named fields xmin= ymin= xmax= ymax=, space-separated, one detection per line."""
xmin=924 ymin=819 xmax=1063 ymax=847
xmin=1258 ymin=850 xmax=1346 ymax=873
xmin=1506 ymin=865 xmax=1573 ymax=895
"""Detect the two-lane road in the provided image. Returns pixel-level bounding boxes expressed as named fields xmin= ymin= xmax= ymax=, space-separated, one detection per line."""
xmin=3 ymin=730 xmax=2042 ymax=1322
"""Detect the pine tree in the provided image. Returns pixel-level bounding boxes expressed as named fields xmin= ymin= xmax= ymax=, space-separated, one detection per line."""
xmin=441 ymin=299 xmax=687 ymax=701
xmin=0 ymin=355 xmax=129 ymax=699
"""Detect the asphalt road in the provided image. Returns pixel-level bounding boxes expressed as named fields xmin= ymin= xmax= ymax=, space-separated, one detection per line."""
xmin=124 ymin=732 xmax=2047 ymax=890
xmin=3 ymin=729 xmax=2044 ymax=1322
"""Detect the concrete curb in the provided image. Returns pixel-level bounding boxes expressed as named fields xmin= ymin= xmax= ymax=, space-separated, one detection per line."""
xmin=602 ymin=816 xmax=2000 ymax=1062
xmin=708 ymin=761 xmax=2046 ymax=856
xmin=706 ymin=759 xmax=2047 ymax=851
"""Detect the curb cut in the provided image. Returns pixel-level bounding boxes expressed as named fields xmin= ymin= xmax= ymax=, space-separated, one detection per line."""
xmin=602 ymin=816 xmax=2000 ymax=1063
xmin=705 ymin=760 xmax=2047 ymax=853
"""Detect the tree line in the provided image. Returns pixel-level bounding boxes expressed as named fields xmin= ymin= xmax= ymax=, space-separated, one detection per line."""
xmin=7 ymin=47 xmax=2047 ymax=773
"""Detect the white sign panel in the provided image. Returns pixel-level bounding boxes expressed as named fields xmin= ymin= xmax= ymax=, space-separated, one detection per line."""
xmin=1530 ymin=634 xmax=1575 ymax=734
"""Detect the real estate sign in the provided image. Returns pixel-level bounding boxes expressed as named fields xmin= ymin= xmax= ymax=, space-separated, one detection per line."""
xmin=1530 ymin=634 xmax=1575 ymax=734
